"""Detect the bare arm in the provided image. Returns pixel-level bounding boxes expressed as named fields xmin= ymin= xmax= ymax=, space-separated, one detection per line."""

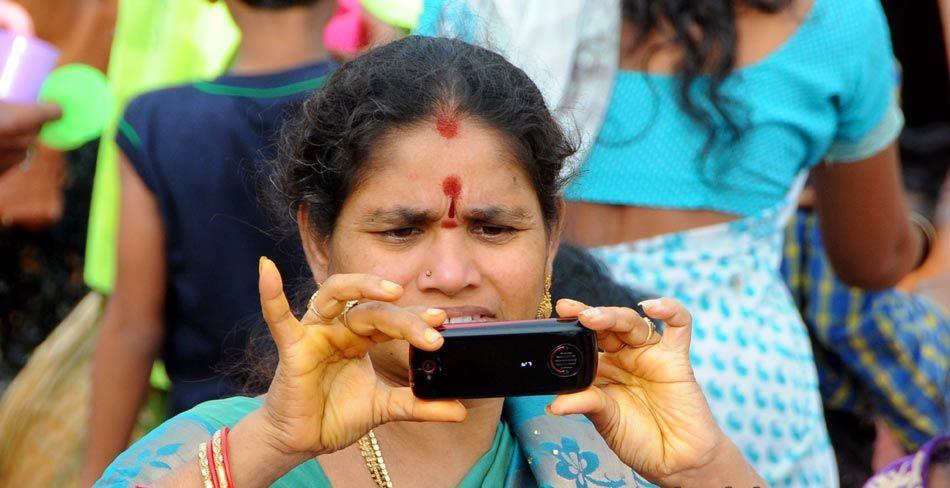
xmin=812 ymin=143 xmax=925 ymax=289
xmin=79 ymin=154 xmax=167 ymax=486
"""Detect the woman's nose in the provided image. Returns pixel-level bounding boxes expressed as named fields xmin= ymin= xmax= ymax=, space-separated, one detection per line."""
xmin=418 ymin=239 xmax=481 ymax=296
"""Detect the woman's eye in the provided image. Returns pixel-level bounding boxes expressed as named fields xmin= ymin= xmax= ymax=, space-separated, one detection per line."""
xmin=473 ymin=225 xmax=516 ymax=238
xmin=384 ymin=227 xmax=421 ymax=239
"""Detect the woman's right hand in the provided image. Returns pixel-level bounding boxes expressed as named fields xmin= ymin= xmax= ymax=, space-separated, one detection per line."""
xmin=255 ymin=257 xmax=467 ymax=457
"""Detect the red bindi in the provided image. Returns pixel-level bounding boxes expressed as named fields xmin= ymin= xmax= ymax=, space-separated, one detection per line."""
xmin=435 ymin=113 xmax=459 ymax=139
xmin=442 ymin=175 xmax=462 ymax=199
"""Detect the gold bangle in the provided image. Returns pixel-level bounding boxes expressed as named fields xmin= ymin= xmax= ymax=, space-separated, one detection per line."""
xmin=197 ymin=442 xmax=213 ymax=488
xmin=211 ymin=430 xmax=229 ymax=488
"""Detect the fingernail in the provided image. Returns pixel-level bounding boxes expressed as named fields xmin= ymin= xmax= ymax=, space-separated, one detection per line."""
xmin=579 ymin=308 xmax=602 ymax=317
xmin=426 ymin=308 xmax=444 ymax=317
xmin=424 ymin=328 xmax=442 ymax=344
xmin=638 ymin=299 xmax=661 ymax=312
xmin=559 ymin=298 xmax=579 ymax=306
xmin=258 ymin=256 xmax=267 ymax=274
xmin=380 ymin=280 xmax=402 ymax=294
xmin=544 ymin=404 xmax=559 ymax=416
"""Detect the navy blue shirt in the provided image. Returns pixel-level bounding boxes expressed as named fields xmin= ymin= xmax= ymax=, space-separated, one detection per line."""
xmin=116 ymin=61 xmax=335 ymax=414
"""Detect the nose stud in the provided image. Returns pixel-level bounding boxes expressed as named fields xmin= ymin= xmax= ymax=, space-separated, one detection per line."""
xmin=425 ymin=269 xmax=432 ymax=277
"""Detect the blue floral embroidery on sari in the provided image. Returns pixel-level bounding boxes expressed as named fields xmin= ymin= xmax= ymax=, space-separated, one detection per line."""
xmin=103 ymin=442 xmax=182 ymax=483
xmin=539 ymin=437 xmax=626 ymax=487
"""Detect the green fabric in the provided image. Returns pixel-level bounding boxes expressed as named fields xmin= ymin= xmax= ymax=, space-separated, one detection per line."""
xmin=192 ymin=397 xmax=513 ymax=487
xmin=360 ymin=0 xmax=424 ymax=30
xmin=457 ymin=419 xmax=515 ymax=488
xmin=116 ymin=118 xmax=141 ymax=149
xmin=193 ymin=75 xmax=329 ymax=99
xmin=83 ymin=0 xmax=239 ymax=292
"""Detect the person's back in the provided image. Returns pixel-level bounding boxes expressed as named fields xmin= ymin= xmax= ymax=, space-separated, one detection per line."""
xmin=80 ymin=1 xmax=336 ymax=484
xmin=560 ymin=0 xmax=929 ymax=486
xmin=117 ymin=61 xmax=334 ymax=410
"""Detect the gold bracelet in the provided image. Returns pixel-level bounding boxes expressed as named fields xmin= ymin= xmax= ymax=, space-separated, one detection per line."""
xmin=211 ymin=430 xmax=230 ymax=488
xmin=197 ymin=442 xmax=214 ymax=488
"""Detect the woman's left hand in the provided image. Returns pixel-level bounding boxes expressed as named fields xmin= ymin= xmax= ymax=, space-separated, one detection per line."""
xmin=551 ymin=298 xmax=733 ymax=485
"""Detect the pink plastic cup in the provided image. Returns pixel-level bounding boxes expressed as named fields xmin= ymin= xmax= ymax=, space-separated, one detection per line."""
xmin=0 ymin=29 xmax=59 ymax=103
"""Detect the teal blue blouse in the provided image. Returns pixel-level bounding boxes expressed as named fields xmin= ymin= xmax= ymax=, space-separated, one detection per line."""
xmin=565 ymin=0 xmax=904 ymax=216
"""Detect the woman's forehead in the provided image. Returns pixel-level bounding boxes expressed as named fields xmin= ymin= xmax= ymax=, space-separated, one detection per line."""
xmin=354 ymin=121 xmax=534 ymax=202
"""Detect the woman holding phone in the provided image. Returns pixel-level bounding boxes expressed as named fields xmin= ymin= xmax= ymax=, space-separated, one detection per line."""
xmin=96 ymin=37 xmax=765 ymax=488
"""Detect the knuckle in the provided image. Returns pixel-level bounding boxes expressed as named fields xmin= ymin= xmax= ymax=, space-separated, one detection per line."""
xmin=321 ymin=274 xmax=343 ymax=292
xmin=271 ymin=306 xmax=295 ymax=326
xmin=358 ymin=301 xmax=387 ymax=315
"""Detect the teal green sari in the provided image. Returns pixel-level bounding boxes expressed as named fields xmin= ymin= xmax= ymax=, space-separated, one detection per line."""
xmin=96 ymin=396 xmax=652 ymax=487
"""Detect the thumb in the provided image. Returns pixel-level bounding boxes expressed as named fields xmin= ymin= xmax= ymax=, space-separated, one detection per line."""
xmin=549 ymin=386 xmax=621 ymax=436
xmin=258 ymin=256 xmax=305 ymax=350
xmin=378 ymin=386 xmax=467 ymax=424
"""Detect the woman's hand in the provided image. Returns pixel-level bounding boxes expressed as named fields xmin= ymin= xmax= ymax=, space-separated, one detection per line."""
xmin=255 ymin=257 xmax=467 ymax=457
xmin=551 ymin=298 xmax=763 ymax=487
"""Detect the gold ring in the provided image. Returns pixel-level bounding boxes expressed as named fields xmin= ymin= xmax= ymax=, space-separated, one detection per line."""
xmin=340 ymin=300 xmax=359 ymax=328
xmin=633 ymin=317 xmax=656 ymax=348
xmin=307 ymin=291 xmax=333 ymax=321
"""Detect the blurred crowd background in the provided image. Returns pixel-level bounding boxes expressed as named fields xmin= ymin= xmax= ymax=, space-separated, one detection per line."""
xmin=0 ymin=0 xmax=946 ymax=486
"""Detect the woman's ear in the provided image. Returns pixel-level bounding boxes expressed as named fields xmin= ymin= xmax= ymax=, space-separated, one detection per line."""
xmin=545 ymin=198 xmax=566 ymax=277
xmin=297 ymin=205 xmax=330 ymax=283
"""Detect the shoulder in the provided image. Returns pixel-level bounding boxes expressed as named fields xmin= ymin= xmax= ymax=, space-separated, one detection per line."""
xmin=122 ymin=83 xmax=216 ymax=126
xmin=124 ymin=83 xmax=203 ymax=113
xmin=94 ymin=397 xmax=263 ymax=487
xmin=813 ymin=0 xmax=890 ymax=45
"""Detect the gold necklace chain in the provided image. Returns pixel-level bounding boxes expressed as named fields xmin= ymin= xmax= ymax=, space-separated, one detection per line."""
xmin=357 ymin=430 xmax=393 ymax=488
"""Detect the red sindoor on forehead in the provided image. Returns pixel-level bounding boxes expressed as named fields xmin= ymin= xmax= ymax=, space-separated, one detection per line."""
xmin=435 ymin=113 xmax=459 ymax=139
xmin=442 ymin=175 xmax=462 ymax=199
xmin=442 ymin=175 xmax=462 ymax=220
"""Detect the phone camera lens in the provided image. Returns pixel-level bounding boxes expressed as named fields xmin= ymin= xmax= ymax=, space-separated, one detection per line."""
xmin=421 ymin=359 xmax=438 ymax=374
xmin=549 ymin=344 xmax=582 ymax=377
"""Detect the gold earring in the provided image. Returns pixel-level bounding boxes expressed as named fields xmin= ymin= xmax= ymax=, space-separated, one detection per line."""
xmin=536 ymin=275 xmax=552 ymax=319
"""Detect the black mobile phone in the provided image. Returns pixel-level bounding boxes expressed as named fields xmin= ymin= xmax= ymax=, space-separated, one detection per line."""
xmin=409 ymin=318 xmax=597 ymax=399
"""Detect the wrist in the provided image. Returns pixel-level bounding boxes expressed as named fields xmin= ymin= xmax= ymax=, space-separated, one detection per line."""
xmin=226 ymin=409 xmax=314 ymax=487
xmin=657 ymin=434 xmax=767 ymax=488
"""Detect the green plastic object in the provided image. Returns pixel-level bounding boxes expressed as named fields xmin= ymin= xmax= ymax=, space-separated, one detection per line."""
xmin=361 ymin=0 xmax=423 ymax=30
xmin=38 ymin=64 xmax=113 ymax=150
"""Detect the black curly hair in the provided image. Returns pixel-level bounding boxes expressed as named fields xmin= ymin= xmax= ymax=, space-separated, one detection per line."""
xmin=268 ymin=35 xmax=576 ymax=242
xmin=239 ymin=37 xmax=576 ymax=391
xmin=622 ymin=0 xmax=794 ymax=155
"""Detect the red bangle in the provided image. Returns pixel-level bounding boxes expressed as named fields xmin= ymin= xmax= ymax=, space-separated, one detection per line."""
xmin=207 ymin=439 xmax=220 ymax=488
xmin=221 ymin=426 xmax=235 ymax=488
